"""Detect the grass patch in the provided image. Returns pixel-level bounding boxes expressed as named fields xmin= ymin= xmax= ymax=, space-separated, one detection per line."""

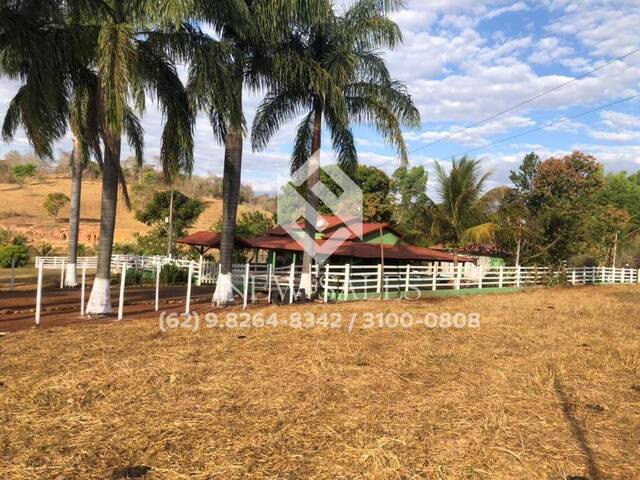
xmin=1 ymin=285 xmax=639 ymax=479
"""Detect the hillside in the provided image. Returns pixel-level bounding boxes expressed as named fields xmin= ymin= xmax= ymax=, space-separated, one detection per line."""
xmin=0 ymin=175 xmax=261 ymax=250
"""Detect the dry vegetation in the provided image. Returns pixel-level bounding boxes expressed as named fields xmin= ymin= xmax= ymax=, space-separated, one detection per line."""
xmin=1 ymin=285 xmax=639 ymax=479
xmin=0 ymin=176 xmax=259 ymax=248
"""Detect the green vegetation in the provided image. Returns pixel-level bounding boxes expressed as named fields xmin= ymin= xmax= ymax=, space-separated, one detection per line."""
xmin=43 ymin=192 xmax=70 ymax=220
xmin=10 ymin=163 xmax=37 ymax=185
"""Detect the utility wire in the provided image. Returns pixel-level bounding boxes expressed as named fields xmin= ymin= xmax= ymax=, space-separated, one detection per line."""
xmin=409 ymin=46 xmax=640 ymax=155
xmin=372 ymin=91 xmax=640 ymax=171
xmin=453 ymin=92 xmax=640 ymax=157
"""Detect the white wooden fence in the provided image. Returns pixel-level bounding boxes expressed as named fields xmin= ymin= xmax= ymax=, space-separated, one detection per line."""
xmin=30 ymin=257 xmax=639 ymax=325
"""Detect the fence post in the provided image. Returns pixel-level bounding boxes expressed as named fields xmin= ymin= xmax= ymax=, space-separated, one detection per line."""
xmin=404 ymin=264 xmax=411 ymax=293
xmin=600 ymin=266 xmax=605 ymax=284
xmin=478 ymin=266 xmax=483 ymax=289
xmin=35 ymin=262 xmax=44 ymax=326
xmin=324 ymin=264 xmax=329 ymax=303
xmin=571 ymin=269 xmax=576 ymax=286
xmin=80 ymin=263 xmax=87 ymax=316
xmin=289 ymin=262 xmax=295 ymax=304
xmin=155 ymin=263 xmax=161 ymax=312
xmin=343 ymin=263 xmax=351 ymax=301
xmin=197 ymin=255 xmax=203 ymax=286
xmin=455 ymin=264 xmax=461 ymax=290
xmin=60 ymin=260 xmax=65 ymax=289
xmin=117 ymin=263 xmax=127 ymax=321
xmin=185 ymin=261 xmax=194 ymax=314
xmin=376 ymin=264 xmax=383 ymax=296
xmin=637 ymin=269 xmax=640 ymax=284
xmin=243 ymin=262 xmax=250 ymax=310
xmin=431 ymin=264 xmax=437 ymax=291
xmin=499 ymin=266 xmax=504 ymax=288
xmin=267 ymin=264 xmax=273 ymax=304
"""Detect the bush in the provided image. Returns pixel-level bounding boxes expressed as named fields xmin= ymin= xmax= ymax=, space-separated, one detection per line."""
xmin=11 ymin=163 xmax=37 ymax=185
xmin=44 ymin=192 xmax=70 ymax=219
xmin=122 ymin=268 xmax=155 ymax=286
xmin=0 ymin=244 xmax=30 ymax=267
xmin=160 ymin=264 xmax=188 ymax=285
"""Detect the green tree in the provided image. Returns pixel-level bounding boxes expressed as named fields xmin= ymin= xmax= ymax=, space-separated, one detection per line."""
xmin=215 ymin=211 xmax=274 ymax=239
xmin=135 ymin=190 xmax=205 ymax=254
xmin=429 ymin=156 xmax=496 ymax=252
xmin=11 ymin=163 xmax=36 ymax=185
xmin=509 ymin=152 xmax=540 ymax=195
xmin=43 ymin=192 xmax=70 ymax=220
xmin=391 ymin=166 xmax=430 ymax=244
xmin=251 ymin=0 xmax=420 ymax=295
xmin=0 ymin=244 xmax=29 ymax=268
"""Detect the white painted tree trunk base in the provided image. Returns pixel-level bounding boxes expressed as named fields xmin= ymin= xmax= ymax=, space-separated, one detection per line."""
xmin=299 ymin=272 xmax=313 ymax=298
xmin=213 ymin=272 xmax=235 ymax=306
xmin=86 ymin=277 xmax=113 ymax=315
xmin=64 ymin=263 xmax=78 ymax=287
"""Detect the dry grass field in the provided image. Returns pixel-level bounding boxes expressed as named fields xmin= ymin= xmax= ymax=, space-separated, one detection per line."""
xmin=1 ymin=285 xmax=639 ymax=479
xmin=0 ymin=176 xmax=259 ymax=248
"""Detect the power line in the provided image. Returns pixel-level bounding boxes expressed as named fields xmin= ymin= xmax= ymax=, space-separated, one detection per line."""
xmin=452 ymin=92 xmax=640 ymax=157
xmin=409 ymin=46 xmax=640 ymax=155
xmin=372 ymin=91 xmax=640 ymax=171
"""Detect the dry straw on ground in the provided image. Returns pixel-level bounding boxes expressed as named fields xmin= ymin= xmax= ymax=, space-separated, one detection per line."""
xmin=1 ymin=285 xmax=639 ymax=479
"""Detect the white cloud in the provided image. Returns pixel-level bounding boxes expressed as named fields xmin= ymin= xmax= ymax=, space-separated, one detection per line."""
xmin=485 ymin=1 xmax=529 ymax=20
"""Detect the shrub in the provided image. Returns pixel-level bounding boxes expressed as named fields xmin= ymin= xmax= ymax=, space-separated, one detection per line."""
xmin=160 ymin=264 xmax=188 ymax=285
xmin=44 ymin=192 xmax=70 ymax=219
xmin=11 ymin=163 xmax=37 ymax=185
xmin=0 ymin=244 xmax=30 ymax=267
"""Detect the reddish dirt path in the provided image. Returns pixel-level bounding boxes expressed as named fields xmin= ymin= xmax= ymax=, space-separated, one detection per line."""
xmin=0 ymin=285 xmax=219 ymax=332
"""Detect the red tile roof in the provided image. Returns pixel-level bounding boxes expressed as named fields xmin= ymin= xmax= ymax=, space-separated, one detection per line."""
xmin=177 ymin=231 xmax=252 ymax=249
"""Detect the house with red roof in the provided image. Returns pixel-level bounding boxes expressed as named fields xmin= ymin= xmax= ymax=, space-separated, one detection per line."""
xmin=178 ymin=215 xmax=473 ymax=267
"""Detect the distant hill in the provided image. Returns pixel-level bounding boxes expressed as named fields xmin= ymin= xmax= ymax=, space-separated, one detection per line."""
xmin=0 ymin=174 xmax=263 ymax=250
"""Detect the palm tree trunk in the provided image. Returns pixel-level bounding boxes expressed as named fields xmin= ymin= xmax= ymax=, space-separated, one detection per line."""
xmin=64 ymin=138 xmax=83 ymax=287
xmin=86 ymin=136 xmax=121 ymax=314
xmin=299 ymin=109 xmax=322 ymax=297
xmin=213 ymin=123 xmax=243 ymax=305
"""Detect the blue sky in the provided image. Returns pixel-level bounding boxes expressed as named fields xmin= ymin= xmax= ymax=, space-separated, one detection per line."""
xmin=1 ymin=0 xmax=639 ymax=194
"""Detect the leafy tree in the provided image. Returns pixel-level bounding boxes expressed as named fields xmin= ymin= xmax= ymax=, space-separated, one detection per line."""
xmin=509 ymin=152 xmax=540 ymax=195
xmin=251 ymin=0 xmax=419 ymax=295
xmin=319 ymin=165 xmax=394 ymax=222
xmin=135 ymin=190 xmax=205 ymax=254
xmin=0 ymin=244 xmax=29 ymax=267
xmin=391 ymin=166 xmax=430 ymax=244
xmin=11 ymin=163 xmax=36 ymax=185
xmin=43 ymin=192 xmax=70 ymax=220
xmin=214 ymin=211 xmax=274 ymax=239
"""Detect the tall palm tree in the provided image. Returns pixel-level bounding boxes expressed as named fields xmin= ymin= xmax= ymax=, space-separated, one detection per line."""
xmin=429 ymin=156 xmax=499 ymax=258
xmin=188 ymin=0 xmax=331 ymax=305
xmin=251 ymin=0 xmax=420 ymax=295
xmin=1 ymin=2 xmax=100 ymax=290
xmin=1 ymin=1 xmax=237 ymax=314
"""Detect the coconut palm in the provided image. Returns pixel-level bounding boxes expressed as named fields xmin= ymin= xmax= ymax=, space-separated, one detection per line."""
xmin=188 ymin=0 xmax=331 ymax=305
xmin=429 ymin=156 xmax=503 ymax=258
xmin=251 ymin=0 xmax=420 ymax=295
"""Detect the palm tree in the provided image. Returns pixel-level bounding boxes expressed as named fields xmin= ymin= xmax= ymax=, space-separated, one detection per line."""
xmin=251 ymin=0 xmax=420 ymax=295
xmin=188 ymin=0 xmax=331 ymax=305
xmin=1 ymin=2 xmax=239 ymax=314
xmin=1 ymin=3 xmax=101 ymax=288
xmin=429 ymin=156 xmax=502 ymax=260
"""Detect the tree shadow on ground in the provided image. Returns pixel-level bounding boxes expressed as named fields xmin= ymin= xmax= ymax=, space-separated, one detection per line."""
xmin=551 ymin=364 xmax=604 ymax=480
